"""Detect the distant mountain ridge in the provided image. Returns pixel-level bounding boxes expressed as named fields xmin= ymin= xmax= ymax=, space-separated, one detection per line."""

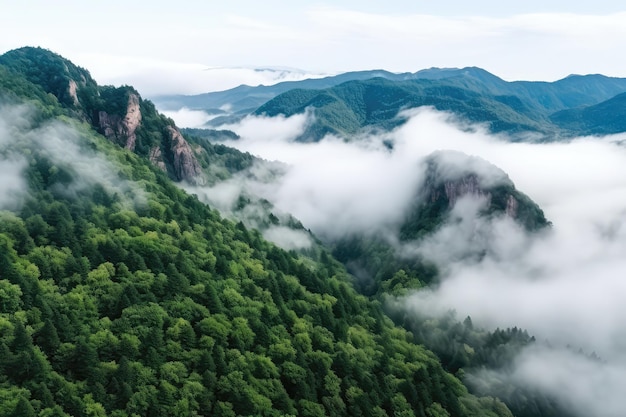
xmin=153 ymin=65 xmax=626 ymax=140
xmin=151 ymin=69 xmax=414 ymax=114
xmin=256 ymin=69 xmax=626 ymax=141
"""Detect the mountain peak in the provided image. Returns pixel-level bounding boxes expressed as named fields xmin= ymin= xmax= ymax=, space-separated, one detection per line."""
xmin=0 ymin=46 xmax=98 ymax=108
xmin=0 ymin=47 xmax=205 ymax=185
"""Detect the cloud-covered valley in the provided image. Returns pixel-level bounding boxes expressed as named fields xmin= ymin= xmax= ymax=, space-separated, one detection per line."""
xmin=205 ymin=107 xmax=626 ymax=417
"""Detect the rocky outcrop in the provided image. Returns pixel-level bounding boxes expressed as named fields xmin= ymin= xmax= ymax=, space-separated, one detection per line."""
xmin=166 ymin=126 xmax=203 ymax=183
xmin=149 ymin=146 xmax=167 ymax=173
xmin=68 ymin=79 xmax=79 ymax=106
xmin=505 ymin=194 xmax=519 ymax=218
xmin=443 ymin=174 xmax=492 ymax=208
xmin=399 ymin=151 xmax=549 ymax=240
xmin=98 ymin=93 xmax=142 ymax=150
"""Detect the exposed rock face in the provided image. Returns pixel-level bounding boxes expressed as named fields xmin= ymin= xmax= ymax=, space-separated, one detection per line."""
xmin=505 ymin=194 xmax=519 ymax=218
xmin=166 ymin=126 xmax=203 ymax=183
xmin=443 ymin=174 xmax=492 ymax=208
xmin=149 ymin=146 xmax=167 ymax=173
xmin=399 ymin=151 xmax=550 ymax=240
xmin=68 ymin=79 xmax=79 ymax=106
xmin=98 ymin=93 xmax=142 ymax=150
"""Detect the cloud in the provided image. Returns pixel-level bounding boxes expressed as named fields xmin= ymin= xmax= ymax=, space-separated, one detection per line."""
xmin=6 ymin=4 xmax=626 ymax=96
xmin=390 ymin=112 xmax=626 ymax=416
xmin=0 ymin=105 xmax=34 ymax=209
xmin=0 ymin=104 xmax=146 ymax=209
xmin=507 ymin=346 xmax=626 ymax=417
xmin=160 ymin=107 xmax=219 ymax=128
xmin=217 ymin=112 xmax=311 ymax=145
xmin=468 ymin=345 xmax=626 ymax=417
xmin=76 ymin=54 xmax=329 ymax=96
xmin=210 ymin=105 xmax=626 ymax=416
xmin=186 ymin=180 xmax=244 ymax=213
xmin=0 ymin=158 xmax=28 ymax=210
xmin=262 ymin=226 xmax=312 ymax=251
xmin=32 ymin=120 xmax=147 ymax=208
xmin=216 ymin=112 xmax=432 ymax=240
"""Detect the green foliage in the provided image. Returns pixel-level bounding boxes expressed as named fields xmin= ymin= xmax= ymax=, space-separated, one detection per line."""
xmin=384 ymin=307 xmax=574 ymax=417
xmin=0 ymin=46 xmax=97 ymax=109
xmin=550 ymin=92 xmax=626 ymax=135
xmin=0 ymin=109 xmax=511 ymax=417
xmin=181 ymin=128 xmax=240 ymax=142
xmin=0 ymin=47 xmax=518 ymax=417
xmin=256 ymin=78 xmax=554 ymax=141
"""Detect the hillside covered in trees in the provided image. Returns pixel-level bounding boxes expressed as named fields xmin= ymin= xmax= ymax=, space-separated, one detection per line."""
xmin=0 ymin=47 xmax=527 ymax=417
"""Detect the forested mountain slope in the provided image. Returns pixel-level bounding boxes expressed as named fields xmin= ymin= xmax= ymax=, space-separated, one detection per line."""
xmin=255 ymin=72 xmax=626 ymax=141
xmin=155 ymin=65 xmax=626 ymax=142
xmin=254 ymin=77 xmax=554 ymax=141
xmin=154 ymin=66 xmax=626 ymax=121
xmin=0 ymin=47 xmax=515 ymax=417
xmin=550 ymin=91 xmax=626 ymax=135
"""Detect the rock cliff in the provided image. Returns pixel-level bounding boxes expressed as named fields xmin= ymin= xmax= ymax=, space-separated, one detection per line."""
xmin=95 ymin=90 xmax=203 ymax=183
xmin=399 ymin=151 xmax=548 ymax=240
xmin=148 ymin=146 xmax=167 ymax=172
xmin=166 ymin=126 xmax=203 ymax=183
xmin=97 ymin=92 xmax=141 ymax=150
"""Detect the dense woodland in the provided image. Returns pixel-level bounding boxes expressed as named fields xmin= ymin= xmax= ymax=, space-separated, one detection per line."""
xmin=0 ymin=47 xmax=524 ymax=417
xmin=0 ymin=47 xmax=588 ymax=417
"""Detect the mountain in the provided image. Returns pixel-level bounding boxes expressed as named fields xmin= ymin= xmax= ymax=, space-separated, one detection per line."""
xmin=413 ymin=68 xmax=626 ymax=114
xmin=0 ymin=47 xmax=522 ymax=417
xmin=151 ymin=69 xmax=415 ymax=115
xmin=153 ymin=65 xmax=626 ymax=117
xmin=257 ymin=77 xmax=554 ymax=141
xmin=154 ymin=66 xmax=626 ymax=140
xmin=0 ymin=47 xmax=205 ymax=183
xmin=327 ymin=152 xmax=566 ymax=417
xmin=401 ymin=151 xmax=550 ymax=239
xmin=255 ymin=71 xmax=626 ymax=141
xmin=333 ymin=151 xmax=549 ymax=296
xmin=550 ymin=91 xmax=626 ymax=135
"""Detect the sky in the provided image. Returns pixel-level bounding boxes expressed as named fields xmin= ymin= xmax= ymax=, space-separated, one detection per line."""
xmin=2 ymin=1 xmax=626 ymax=95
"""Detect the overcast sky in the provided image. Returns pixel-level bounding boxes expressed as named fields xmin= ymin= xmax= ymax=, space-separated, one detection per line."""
xmin=2 ymin=1 xmax=626 ymax=95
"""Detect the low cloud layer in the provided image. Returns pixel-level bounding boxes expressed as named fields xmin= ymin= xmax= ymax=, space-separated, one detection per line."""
xmin=216 ymin=112 xmax=428 ymax=240
xmin=0 ymin=105 xmax=29 ymax=209
xmin=160 ymin=107 xmax=221 ymax=128
xmin=0 ymin=105 xmax=146 ymax=209
xmin=210 ymin=106 xmax=626 ymax=416
xmin=0 ymin=158 xmax=27 ymax=210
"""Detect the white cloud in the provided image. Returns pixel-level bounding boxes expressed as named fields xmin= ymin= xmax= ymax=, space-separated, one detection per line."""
xmin=0 ymin=158 xmax=28 ymax=210
xmin=263 ymin=226 xmax=312 ymax=250
xmin=218 ymin=112 xmax=311 ymax=146
xmin=0 ymin=104 xmax=146 ymax=209
xmin=160 ymin=107 xmax=218 ymax=129
xmin=217 ymin=112 xmax=430 ymax=240
xmin=213 ymin=105 xmax=626 ymax=415
xmin=76 ymin=54 xmax=328 ymax=96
